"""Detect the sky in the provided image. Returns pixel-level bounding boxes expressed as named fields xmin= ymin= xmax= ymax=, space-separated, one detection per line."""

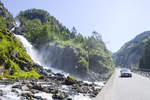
xmin=1 ymin=0 xmax=150 ymax=52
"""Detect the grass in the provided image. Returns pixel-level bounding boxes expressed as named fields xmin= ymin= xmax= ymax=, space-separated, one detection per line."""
xmin=7 ymin=69 xmax=40 ymax=79
xmin=0 ymin=28 xmax=40 ymax=79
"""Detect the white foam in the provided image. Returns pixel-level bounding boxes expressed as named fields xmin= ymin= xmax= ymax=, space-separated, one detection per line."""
xmin=15 ymin=34 xmax=42 ymax=65
xmin=34 ymin=92 xmax=53 ymax=100
xmin=71 ymin=94 xmax=92 ymax=100
xmin=0 ymin=84 xmax=20 ymax=100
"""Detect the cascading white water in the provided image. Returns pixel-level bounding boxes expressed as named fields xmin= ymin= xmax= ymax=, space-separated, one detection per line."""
xmin=15 ymin=18 xmax=20 ymax=27
xmin=15 ymin=34 xmax=69 ymax=75
xmin=15 ymin=34 xmax=42 ymax=65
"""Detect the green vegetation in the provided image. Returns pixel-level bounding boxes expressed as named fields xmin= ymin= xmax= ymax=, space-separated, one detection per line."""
xmin=139 ymin=38 xmax=150 ymax=69
xmin=16 ymin=9 xmax=114 ymax=78
xmin=18 ymin=9 xmax=71 ymax=47
xmin=0 ymin=28 xmax=40 ymax=79
xmin=0 ymin=1 xmax=14 ymax=30
xmin=113 ymin=31 xmax=150 ymax=68
xmin=84 ymin=34 xmax=114 ymax=76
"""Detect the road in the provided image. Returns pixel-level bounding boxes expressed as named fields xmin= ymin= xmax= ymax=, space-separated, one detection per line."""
xmin=94 ymin=69 xmax=150 ymax=100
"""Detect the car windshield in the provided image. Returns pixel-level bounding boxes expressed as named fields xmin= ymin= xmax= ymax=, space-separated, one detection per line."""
xmin=121 ymin=69 xmax=130 ymax=73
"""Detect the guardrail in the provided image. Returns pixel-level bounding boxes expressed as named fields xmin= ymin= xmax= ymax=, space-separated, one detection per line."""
xmin=132 ymin=69 xmax=150 ymax=78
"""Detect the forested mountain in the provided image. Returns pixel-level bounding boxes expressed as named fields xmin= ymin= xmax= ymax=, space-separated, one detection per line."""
xmin=0 ymin=2 xmax=40 ymax=79
xmin=113 ymin=31 xmax=150 ymax=68
xmin=139 ymin=38 xmax=150 ymax=69
xmin=15 ymin=9 xmax=114 ymax=79
xmin=15 ymin=9 xmax=72 ymax=47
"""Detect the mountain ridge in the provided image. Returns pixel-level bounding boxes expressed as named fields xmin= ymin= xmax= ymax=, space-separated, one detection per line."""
xmin=113 ymin=31 xmax=150 ymax=68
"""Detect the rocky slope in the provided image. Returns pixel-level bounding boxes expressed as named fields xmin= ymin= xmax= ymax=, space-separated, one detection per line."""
xmin=0 ymin=28 xmax=40 ymax=79
xmin=113 ymin=31 xmax=150 ymax=68
xmin=0 ymin=67 xmax=104 ymax=100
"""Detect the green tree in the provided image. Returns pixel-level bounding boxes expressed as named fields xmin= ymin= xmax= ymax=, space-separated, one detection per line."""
xmin=139 ymin=38 xmax=150 ymax=69
xmin=70 ymin=26 xmax=77 ymax=38
xmin=0 ymin=16 xmax=7 ymax=29
xmin=92 ymin=31 xmax=102 ymax=41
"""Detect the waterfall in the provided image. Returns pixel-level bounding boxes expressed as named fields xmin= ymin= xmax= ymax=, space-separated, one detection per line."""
xmin=12 ymin=19 xmax=44 ymax=66
xmin=15 ymin=18 xmax=20 ymax=27
xmin=15 ymin=34 xmax=69 ymax=75
xmin=15 ymin=34 xmax=42 ymax=65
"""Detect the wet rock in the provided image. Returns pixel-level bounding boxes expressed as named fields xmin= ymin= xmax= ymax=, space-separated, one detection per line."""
xmin=39 ymin=75 xmax=45 ymax=80
xmin=32 ymin=83 xmax=43 ymax=91
xmin=92 ymin=88 xmax=101 ymax=97
xmin=63 ymin=76 xmax=77 ymax=85
xmin=33 ymin=64 xmax=48 ymax=76
xmin=32 ymin=95 xmax=42 ymax=100
xmin=52 ymin=91 xmax=68 ymax=100
xmin=27 ymin=82 xmax=33 ymax=88
xmin=21 ymin=85 xmax=29 ymax=91
xmin=0 ymin=89 xmax=3 ymax=96
xmin=31 ymin=89 xmax=39 ymax=94
xmin=42 ymin=98 xmax=48 ymax=100
xmin=46 ymin=69 xmax=52 ymax=73
xmin=12 ymin=84 xmax=21 ymax=89
xmin=0 ymin=79 xmax=15 ymax=85
xmin=21 ymin=93 xmax=33 ymax=100
xmin=42 ymin=87 xmax=49 ymax=93
xmin=31 ymin=82 xmax=50 ymax=93
xmin=11 ymin=88 xmax=19 ymax=93
xmin=67 ymin=98 xmax=72 ymax=100
xmin=49 ymin=87 xmax=58 ymax=94
xmin=54 ymin=73 xmax=65 ymax=78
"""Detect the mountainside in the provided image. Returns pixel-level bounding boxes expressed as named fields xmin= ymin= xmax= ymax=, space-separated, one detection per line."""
xmin=15 ymin=9 xmax=71 ymax=47
xmin=15 ymin=9 xmax=114 ymax=80
xmin=0 ymin=1 xmax=14 ymax=29
xmin=0 ymin=2 xmax=40 ymax=79
xmin=0 ymin=28 xmax=40 ymax=79
xmin=113 ymin=31 xmax=150 ymax=68
xmin=139 ymin=38 xmax=150 ymax=69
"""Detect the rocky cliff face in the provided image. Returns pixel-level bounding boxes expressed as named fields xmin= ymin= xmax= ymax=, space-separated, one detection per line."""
xmin=37 ymin=40 xmax=114 ymax=80
xmin=113 ymin=31 xmax=150 ymax=68
xmin=39 ymin=42 xmax=89 ymax=78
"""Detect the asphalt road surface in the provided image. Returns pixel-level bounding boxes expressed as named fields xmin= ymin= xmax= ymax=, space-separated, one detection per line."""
xmin=94 ymin=69 xmax=150 ymax=100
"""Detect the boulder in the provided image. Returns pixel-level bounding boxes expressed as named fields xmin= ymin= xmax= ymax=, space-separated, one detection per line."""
xmin=11 ymin=88 xmax=18 ymax=93
xmin=63 ymin=76 xmax=77 ymax=85
xmin=52 ymin=91 xmax=68 ymax=99
xmin=0 ymin=89 xmax=3 ymax=96
xmin=12 ymin=84 xmax=21 ymax=89
xmin=31 ymin=89 xmax=39 ymax=94
xmin=21 ymin=93 xmax=33 ymax=100
xmin=21 ymin=85 xmax=29 ymax=91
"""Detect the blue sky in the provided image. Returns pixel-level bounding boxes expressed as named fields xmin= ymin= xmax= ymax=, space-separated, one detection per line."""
xmin=1 ymin=0 xmax=150 ymax=52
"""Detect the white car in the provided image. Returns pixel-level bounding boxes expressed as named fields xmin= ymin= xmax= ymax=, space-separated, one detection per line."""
xmin=120 ymin=69 xmax=132 ymax=77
